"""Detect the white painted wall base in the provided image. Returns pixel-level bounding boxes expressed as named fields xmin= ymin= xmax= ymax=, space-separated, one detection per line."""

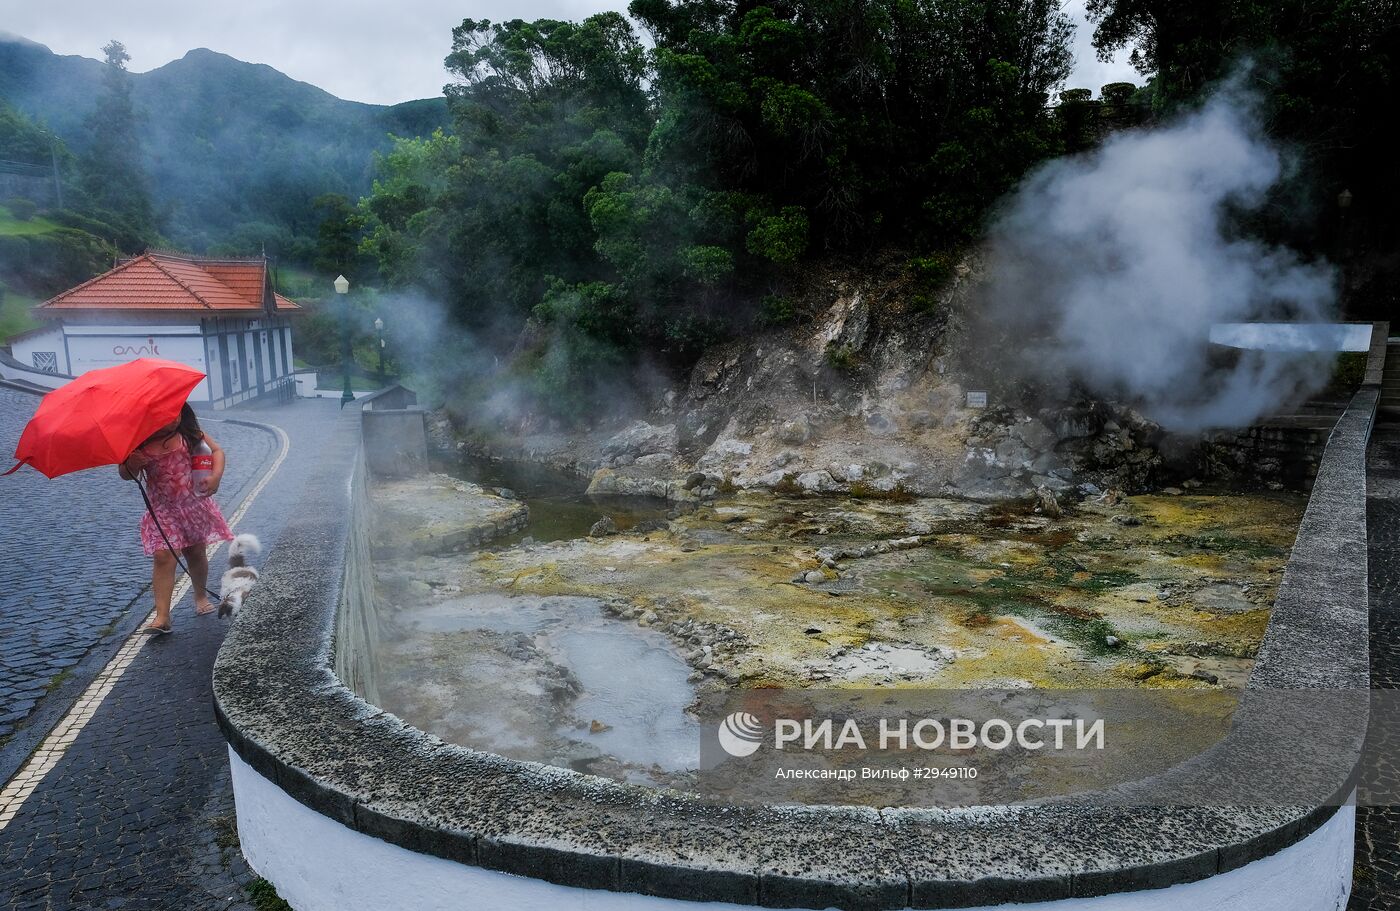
xmin=229 ymin=748 xmax=1353 ymax=911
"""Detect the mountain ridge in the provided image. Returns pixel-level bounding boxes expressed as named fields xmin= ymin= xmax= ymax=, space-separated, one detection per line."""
xmin=0 ymin=32 xmax=449 ymax=252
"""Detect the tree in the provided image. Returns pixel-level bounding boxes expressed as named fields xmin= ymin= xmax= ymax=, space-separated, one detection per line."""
xmin=78 ymin=41 xmax=157 ymax=246
xmin=1085 ymin=0 xmax=1400 ymax=312
xmin=312 ymin=193 xmax=364 ymax=277
xmin=362 ymin=3 xmax=1076 ymax=419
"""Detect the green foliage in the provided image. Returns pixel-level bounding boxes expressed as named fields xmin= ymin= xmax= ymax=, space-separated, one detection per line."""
xmin=77 ymin=41 xmax=156 ymax=244
xmin=826 ymin=343 xmax=859 ymax=371
xmin=358 ymin=1 xmax=1076 ymax=418
xmin=245 ymin=879 xmax=292 ymax=911
xmin=1 ymin=39 xmax=450 ymax=263
xmin=0 ymin=285 xmax=41 ymax=340
xmin=1085 ymin=0 xmax=1400 ymax=281
xmin=745 ymin=206 xmax=808 ymax=264
xmin=757 ymin=293 xmax=797 ymax=327
xmin=908 ymin=252 xmax=955 ymax=313
xmin=1100 ymin=82 xmax=1137 ymax=105
xmin=5 ymin=198 xmax=37 ymax=221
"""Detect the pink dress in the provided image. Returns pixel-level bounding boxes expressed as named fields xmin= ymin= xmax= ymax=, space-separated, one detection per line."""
xmin=138 ymin=437 xmax=234 ymax=556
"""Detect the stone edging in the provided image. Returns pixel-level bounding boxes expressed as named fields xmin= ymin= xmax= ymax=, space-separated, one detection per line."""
xmin=213 ymin=387 xmax=1377 ymax=909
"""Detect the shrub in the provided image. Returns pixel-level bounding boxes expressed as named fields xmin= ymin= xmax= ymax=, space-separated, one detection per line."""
xmin=746 ymin=206 xmax=809 ymax=264
xmin=909 ymin=252 xmax=954 ymax=312
xmin=848 ymin=480 xmax=916 ymax=503
xmin=5 ymin=197 xmax=37 ymax=221
xmin=757 ymin=293 xmax=797 ymax=327
xmin=826 ymin=343 xmax=858 ymax=371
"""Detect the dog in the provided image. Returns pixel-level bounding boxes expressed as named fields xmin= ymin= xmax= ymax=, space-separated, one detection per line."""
xmin=218 ymin=533 xmax=262 ymax=618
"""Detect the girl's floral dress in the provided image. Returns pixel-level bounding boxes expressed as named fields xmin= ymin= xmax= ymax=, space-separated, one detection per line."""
xmin=138 ymin=436 xmax=233 ymax=556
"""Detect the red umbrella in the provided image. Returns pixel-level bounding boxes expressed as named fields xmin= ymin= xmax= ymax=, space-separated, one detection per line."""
xmin=4 ymin=358 xmax=206 ymax=479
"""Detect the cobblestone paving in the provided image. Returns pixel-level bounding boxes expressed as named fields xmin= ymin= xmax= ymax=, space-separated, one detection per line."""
xmin=1352 ymin=426 xmax=1400 ymax=910
xmin=0 ymin=388 xmax=274 ymax=759
xmin=0 ymin=398 xmax=357 ymax=910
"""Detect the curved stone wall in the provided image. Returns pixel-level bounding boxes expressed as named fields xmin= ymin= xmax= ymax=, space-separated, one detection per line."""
xmin=214 ymin=386 xmax=1377 ymax=910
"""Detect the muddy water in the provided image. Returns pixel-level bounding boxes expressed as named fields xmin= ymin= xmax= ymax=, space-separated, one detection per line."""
xmin=373 ymin=464 xmax=1307 ymax=786
xmin=448 ymin=455 xmax=672 ymax=543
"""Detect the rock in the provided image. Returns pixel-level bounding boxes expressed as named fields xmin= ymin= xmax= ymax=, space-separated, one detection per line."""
xmin=777 ymin=414 xmax=813 ymax=445
xmin=701 ymin=438 xmax=754 ymax=465
xmin=1111 ymin=514 xmax=1142 ymax=527
xmin=603 ymin=420 xmax=678 ymax=457
xmin=1030 ymin=474 xmax=1073 ymax=493
xmin=639 ymin=610 xmax=658 ymax=626
xmin=1182 ymin=478 xmax=1203 ymax=489
xmin=1034 ymin=485 xmax=1062 ymax=519
xmin=634 ymin=453 xmax=673 ymax=468
xmin=493 ymin=487 xmax=518 ymax=499
xmin=865 ymin=410 xmax=896 ymax=435
xmin=994 ymin=438 xmax=1032 ymax=469
xmin=683 ymin=471 xmax=707 ymax=490
xmin=795 ymin=470 xmax=839 ymax=493
xmin=589 ymin=720 xmax=612 ymax=734
xmin=613 ymin=454 xmax=636 ymax=467
xmin=1013 ymin=419 xmax=1058 ymax=452
xmin=1104 ymin=635 xmax=1122 ymax=648
xmin=845 ymin=463 xmax=867 ymax=482
xmin=804 ymin=570 xmax=828 ymax=584
xmin=589 ymin=516 xmax=618 ymax=537
xmin=905 ymin=519 xmax=932 ymax=536
xmin=1161 ymin=486 xmax=1183 ymax=496
xmin=1097 ymin=487 xmax=1126 ymax=506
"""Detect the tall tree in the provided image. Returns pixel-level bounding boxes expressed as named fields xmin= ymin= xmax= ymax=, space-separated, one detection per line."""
xmin=78 ymin=40 xmax=156 ymax=245
xmin=1085 ymin=0 xmax=1400 ymax=315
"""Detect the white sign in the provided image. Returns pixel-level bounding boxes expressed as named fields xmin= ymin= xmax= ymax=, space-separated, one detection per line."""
xmin=966 ymin=391 xmax=988 ymax=409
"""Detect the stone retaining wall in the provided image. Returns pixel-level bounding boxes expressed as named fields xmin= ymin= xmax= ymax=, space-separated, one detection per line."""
xmin=215 ymin=385 xmax=1379 ymax=910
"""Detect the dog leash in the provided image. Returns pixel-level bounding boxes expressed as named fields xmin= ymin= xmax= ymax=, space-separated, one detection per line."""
xmin=133 ymin=475 xmax=225 ymax=603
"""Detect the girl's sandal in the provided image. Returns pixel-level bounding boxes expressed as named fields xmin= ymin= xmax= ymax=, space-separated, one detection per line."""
xmin=141 ymin=623 xmax=173 ymax=636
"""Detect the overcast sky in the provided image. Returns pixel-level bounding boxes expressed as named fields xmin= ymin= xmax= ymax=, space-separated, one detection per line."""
xmin=3 ymin=0 xmax=1138 ymax=106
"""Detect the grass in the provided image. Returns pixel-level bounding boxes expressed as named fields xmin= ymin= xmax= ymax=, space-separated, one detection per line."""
xmin=246 ymin=878 xmax=293 ymax=911
xmin=0 ymin=204 xmax=60 ymax=237
xmin=1 ymin=287 xmax=41 ymax=340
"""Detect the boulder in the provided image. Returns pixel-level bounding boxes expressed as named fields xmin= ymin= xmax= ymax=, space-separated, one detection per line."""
xmin=602 ymin=420 xmax=678 ymax=457
xmin=1013 ymin=419 xmax=1058 ymax=452
xmin=589 ymin=515 xmax=618 ymax=537
xmin=777 ymin=414 xmax=813 ymax=445
xmin=796 ymin=470 xmax=839 ymax=493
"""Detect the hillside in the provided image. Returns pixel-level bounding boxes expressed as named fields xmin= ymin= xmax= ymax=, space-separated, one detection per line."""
xmin=0 ymin=33 xmax=448 ymax=250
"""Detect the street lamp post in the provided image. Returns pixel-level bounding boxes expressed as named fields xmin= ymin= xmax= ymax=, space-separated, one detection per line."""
xmin=374 ymin=317 xmax=386 ymax=387
xmin=334 ymin=274 xmax=354 ymax=408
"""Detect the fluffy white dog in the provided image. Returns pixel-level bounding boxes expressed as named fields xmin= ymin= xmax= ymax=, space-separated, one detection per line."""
xmin=218 ymin=533 xmax=262 ymax=618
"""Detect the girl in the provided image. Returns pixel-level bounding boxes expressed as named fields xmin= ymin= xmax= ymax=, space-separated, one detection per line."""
xmin=119 ymin=404 xmax=233 ymax=634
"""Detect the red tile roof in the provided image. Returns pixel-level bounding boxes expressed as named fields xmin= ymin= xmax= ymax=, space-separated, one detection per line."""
xmin=37 ymin=252 xmax=303 ymax=315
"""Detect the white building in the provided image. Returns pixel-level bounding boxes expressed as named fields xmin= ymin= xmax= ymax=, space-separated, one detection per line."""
xmin=5 ymin=251 xmax=301 ymax=408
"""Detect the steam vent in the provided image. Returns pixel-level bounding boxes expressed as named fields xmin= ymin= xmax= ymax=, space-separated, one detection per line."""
xmin=3 ymin=13 xmax=1398 ymax=911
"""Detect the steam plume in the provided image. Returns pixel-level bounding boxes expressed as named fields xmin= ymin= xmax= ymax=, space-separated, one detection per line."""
xmin=978 ymin=77 xmax=1338 ymax=431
